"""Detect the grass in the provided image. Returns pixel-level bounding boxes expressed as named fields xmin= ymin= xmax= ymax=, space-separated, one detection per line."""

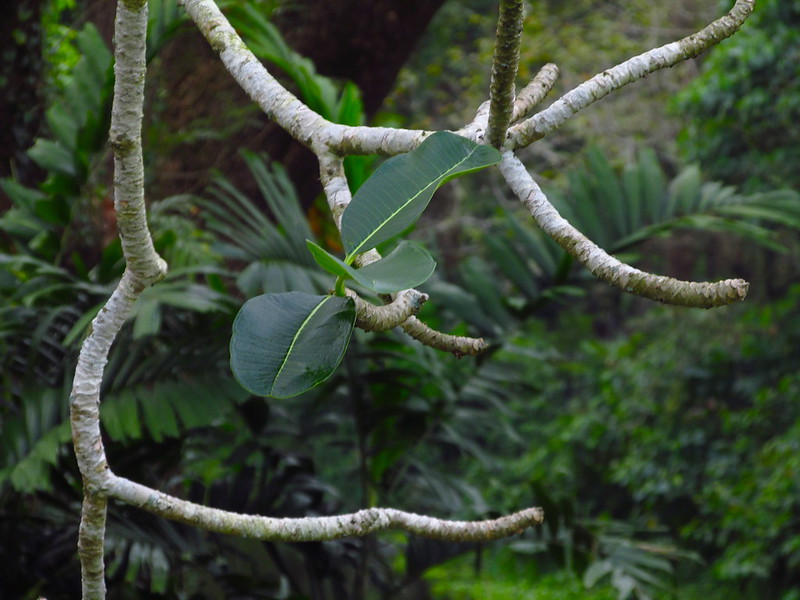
xmin=426 ymin=551 xmax=617 ymax=600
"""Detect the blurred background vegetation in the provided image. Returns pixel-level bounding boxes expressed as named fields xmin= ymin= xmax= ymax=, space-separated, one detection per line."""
xmin=1 ymin=0 xmax=799 ymax=599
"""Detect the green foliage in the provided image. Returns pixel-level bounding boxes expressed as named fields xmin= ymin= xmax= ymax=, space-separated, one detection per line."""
xmin=674 ymin=0 xmax=800 ymax=190
xmin=429 ymin=146 xmax=800 ymax=340
xmin=341 ymin=131 xmax=501 ymax=260
xmin=41 ymin=0 xmax=80 ymax=92
xmin=229 ymin=132 xmax=498 ymax=399
xmin=502 ymin=288 xmax=800 ymax=596
xmin=1 ymin=22 xmax=113 ymax=265
xmin=230 ymin=292 xmax=356 ymax=398
xmin=427 ymin=550 xmax=618 ymax=600
xmin=308 ymin=239 xmax=436 ymax=294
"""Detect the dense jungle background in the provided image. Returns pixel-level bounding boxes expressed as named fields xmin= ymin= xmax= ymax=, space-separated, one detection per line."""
xmin=2 ymin=0 xmax=800 ymax=598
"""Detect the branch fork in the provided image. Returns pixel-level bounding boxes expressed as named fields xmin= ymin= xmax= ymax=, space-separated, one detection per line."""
xmin=70 ymin=0 xmax=758 ymax=596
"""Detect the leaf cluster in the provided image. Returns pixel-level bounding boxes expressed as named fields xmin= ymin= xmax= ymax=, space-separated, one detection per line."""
xmin=674 ymin=0 xmax=800 ymax=190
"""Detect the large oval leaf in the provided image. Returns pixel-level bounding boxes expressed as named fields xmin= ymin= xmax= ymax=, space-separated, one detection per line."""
xmin=341 ymin=131 xmax=501 ymax=261
xmin=230 ymin=292 xmax=355 ymax=398
xmin=307 ymin=240 xmax=436 ymax=294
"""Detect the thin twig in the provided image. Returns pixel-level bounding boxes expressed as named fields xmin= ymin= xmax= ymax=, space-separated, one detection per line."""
xmin=400 ymin=317 xmax=489 ymax=356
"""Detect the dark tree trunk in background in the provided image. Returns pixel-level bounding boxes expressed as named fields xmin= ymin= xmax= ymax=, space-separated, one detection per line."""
xmin=0 ymin=0 xmax=45 ymax=206
xmin=2 ymin=1 xmax=445 ymax=212
xmin=151 ymin=0 xmax=444 ymax=207
xmin=274 ymin=0 xmax=446 ymax=117
xmin=154 ymin=0 xmax=446 ymax=208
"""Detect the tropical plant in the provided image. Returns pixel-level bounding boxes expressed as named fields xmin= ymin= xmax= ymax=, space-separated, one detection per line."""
xmin=4 ymin=1 xmax=789 ymax=599
xmin=429 ymin=146 xmax=800 ymax=339
xmin=674 ymin=0 xmax=800 ymax=191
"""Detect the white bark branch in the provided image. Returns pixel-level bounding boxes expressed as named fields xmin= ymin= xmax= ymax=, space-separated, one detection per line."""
xmin=347 ymin=289 xmax=430 ymax=332
xmin=507 ymin=0 xmax=755 ymax=149
xmin=400 ymin=317 xmax=489 ymax=357
xmin=511 ymin=63 xmax=559 ymax=122
xmin=71 ymin=1 xmax=167 ymax=597
xmin=182 ymin=0 xmax=428 ymax=156
xmin=108 ymin=475 xmax=542 ymax=541
xmin=499 ymin=152 xmax=749 ymax=307
xmin=486 ymin=0 xmax=524 ymax=148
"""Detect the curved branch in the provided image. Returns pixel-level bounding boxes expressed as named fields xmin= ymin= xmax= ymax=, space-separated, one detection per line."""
xmin=486 ymin=0 xmax=524 ymax=148
xmin=182 ymin=0 xmax=427 ymax=156
xmin=71 ymin=0 xmax=167 ymax=597
xmin=108 ymin=475 xmax=542 ymax=542
xmin=511 ymin=63 xmax=559 ymax=122
xmin=507 ymin=0 xmax=755 ymax=148
xmin=348 ymin=289 xmax=429 ymax=332
xmin=499 ymin=152 xmax=749 ymax=308
xmin=457 ymin=100 xmax=490 ymax=143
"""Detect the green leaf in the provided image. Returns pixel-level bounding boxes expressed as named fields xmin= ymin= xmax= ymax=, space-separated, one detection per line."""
xmin=28 ymin=139 xmax=76 ymax=178
xmin=307 ymin=240 xmax=436 ymax=294
xmin=306 ymin=240 xmax=354 ymax=281
xmin=341 ymin=131 xmax=501 ymax=261
xmin=45 ymin=104 xmax=79 ymax=150
xmin=230 ymin=292 xmax=355 ymax=398
xmin=0 ymin=179 xmax=45 ymax=211
xmin=357 ymin=241 xmax=436 ymax=293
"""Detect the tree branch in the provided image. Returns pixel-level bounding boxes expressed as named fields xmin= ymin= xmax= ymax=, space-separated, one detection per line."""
xmin=499 ymin=152 xmax=749 ymax=308
xmin=400 ymin=317 xmax=489 ymax=356
xmin=108 ymin=475 xmax=541 ymax=542
xmin=182 ymin=0 xmax=428 ymax=156
xmin=511 ymin=63 xmax=559 ymax=122
xmin=348 ymin=289 xmax=430 ymax=332
xmin=71 ymin=1 xmax=166 ymax=597
xmin=486 ymin=0 xmax=524 ymax=148
xmin=507 ymin=0 xmax=755 ymax=149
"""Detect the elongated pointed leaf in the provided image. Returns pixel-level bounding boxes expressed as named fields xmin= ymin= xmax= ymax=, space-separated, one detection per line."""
xmin=341 ymin=131 xmax=501 ymax=260
xmin=306 ymin=240 xmax=355 ymax=281
xmin=307 ymin=240 xmax=436 ymax=294
xmin=230 ymin=292 xmax=355 ymax=398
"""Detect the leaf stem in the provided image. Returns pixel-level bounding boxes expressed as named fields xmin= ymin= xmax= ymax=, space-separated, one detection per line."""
xmin=335 ymin=276 xmax=347 ymax=297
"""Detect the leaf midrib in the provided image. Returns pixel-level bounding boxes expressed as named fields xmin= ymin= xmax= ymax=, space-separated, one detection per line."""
xmin=271 ymin=295 xmax=332 ymax=394
xmin=345 ymin=148 xmax=480 ymax=262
